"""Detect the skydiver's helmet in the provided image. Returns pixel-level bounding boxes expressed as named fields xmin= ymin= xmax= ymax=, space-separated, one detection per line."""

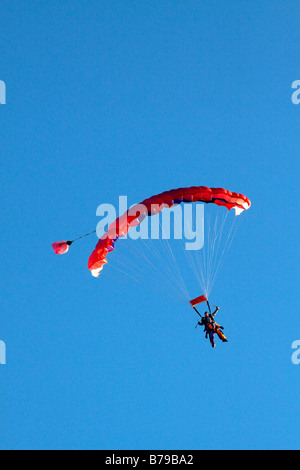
xmin=204 ymin=312 xmax=209 ymax=317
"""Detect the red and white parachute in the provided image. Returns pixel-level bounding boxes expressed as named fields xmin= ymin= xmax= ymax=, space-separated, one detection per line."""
xmin=53 ymin=185 xmax=251 ymax=302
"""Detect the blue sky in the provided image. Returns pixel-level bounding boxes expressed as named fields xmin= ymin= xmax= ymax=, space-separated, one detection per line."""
xmin=0 ymin=1 xmax=299 ymax=450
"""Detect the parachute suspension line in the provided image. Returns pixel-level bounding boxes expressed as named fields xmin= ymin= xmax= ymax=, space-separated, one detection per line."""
xmin=183 ymin=213 xmax=204 ymax=293
xmin=109 ymin=257 xmax=149 ymax=284
xmin=204 ymin=209 xmax=231 ymax=297
xmin=182 ymin=205 xmax=232 ymax=299
xmin=115 ymin=240 xmax=184 ymax=299
xmin=206 ymin=208 xmax=219 ymax=297
xmin=206 ymin=206 xmax=215 ymax=296
xmin=110 ymin=263 xmax=185 ymax=303
xmin=116 ymin=233 xmax=190 ymax=303
xmin=179 ymin=205 xmax=243 ymax=300
xmin=110 ymin=240 xmax=162 ymax=284
xmin=140 ymin=238 xmax=189 ymax=301
xmin=205 ymin=208 xmax=229 ymax=297
xmin=159 ymin=220 xmax=191 ymax=302
xmin=209 ymin=208 xmax=222 ymax=287
xmin=201 ymin=208 xmax=208 ymax=297
xmin=208 ymin=214 xmax=241 ymax=296
xmin=137 ymin=226 xmax=183 ymax=283
xmin=108 ymin=256 xmax=186 ymax=304
xmin=206 ymin=212 xmax=236 ymax=297
xmin=205 ymin=207 xmax=211 ymax=293
xmin=181 ymin=236 xmax=204 ymax=294
xmin=132 ymin=229 xmax=190 ymax=302
xmin=127 ymin=213 xmax=190 ymax=301
xmin=140 ymin=242 xmax=188 ymax=300
xmin=205 ymin=209 xmax=219 ymax=297
xmin=182 ymin=215 xmax=207 ymax=296
xmin=109 ymin=247 xmax=156 ymax=284
xmin=195 ymin=206 xmax=213 ymax=297
xmin=121 ymin=212 xmax=191 ymax=302
xmin=190 ymin=207 xmax=208 ymax=297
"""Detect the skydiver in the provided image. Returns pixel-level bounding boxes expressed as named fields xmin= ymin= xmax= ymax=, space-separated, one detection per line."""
xmin=195 ymin=306 xmax=228 ymax=348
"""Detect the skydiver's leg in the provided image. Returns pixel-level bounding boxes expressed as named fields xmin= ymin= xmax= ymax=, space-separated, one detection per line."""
xmin=215 ymin=327 xmax=228 ymax=342
xmin=207 ymin=325 xmax=215 ymax=348
xmin=209 ymin=330 xmax=215 ymax=348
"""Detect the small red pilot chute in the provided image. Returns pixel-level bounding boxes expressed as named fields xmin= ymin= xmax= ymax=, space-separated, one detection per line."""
xmin=52 ymin=228 xmax=101 ymax=256
xmin=190 ymin=295 xmax=208 ymax=308
xmin=52 ymin=241 xmax=72 ymax=255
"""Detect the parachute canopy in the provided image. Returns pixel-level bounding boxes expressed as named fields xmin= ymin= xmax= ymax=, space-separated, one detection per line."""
xmin=88 ymin=186 xmax=251 ymax=278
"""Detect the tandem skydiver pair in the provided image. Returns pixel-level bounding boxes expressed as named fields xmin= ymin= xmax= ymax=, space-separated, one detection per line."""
xmin=191 ymin=295 xmax=228 ymax=348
